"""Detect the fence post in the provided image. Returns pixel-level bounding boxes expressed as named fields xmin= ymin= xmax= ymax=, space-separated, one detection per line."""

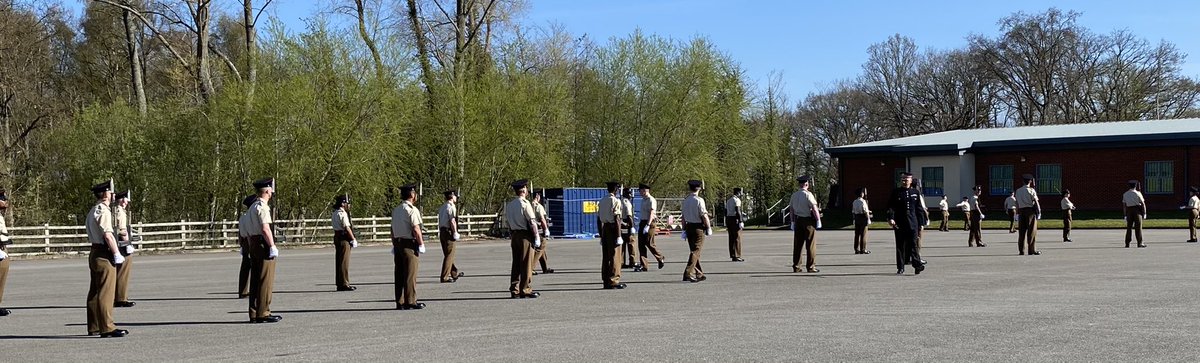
xmin=180 ymin=220 xmax=187 ymax=249
xmin=43 ymin=223 xmax=50 ymax=254
xmin=371 ymin=217 xmax=378 ymax=242
xmin=221 ymin=219 xmax=228 ymax=247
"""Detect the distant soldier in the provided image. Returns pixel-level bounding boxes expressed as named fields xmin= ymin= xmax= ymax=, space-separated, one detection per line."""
xmin=597 ymin=181 xmax=627 ymax=289
xmin=681 ymin=180 xmax=711 ymax=282
xmin=531 ymin=192 xmax=554 ymax=275
xmin=438 ymin=190 xmax=467 ymax=282
xmin=955 ymin=197 xmax=971 ymax=231
xmin=787 ymin=176 xmax=821 ymax=273
xmin=968 ymin=186 xmax=986 ymax=247
xmin=1187 ymin=187 xmax=1199 ymax=243
xmin=620 ymin=188 xmax=640 ymax=271
xmin=246 ymin=178 xmax=281 ymax=323
xmin=888 ymin=172 xmax=925 ymax=275
xmin=1005 ymin=192 xmax=1018 ymax=233
xmin=636 ymin=184 xmax=665 ymax=270
xmin=851 ymin=188 xmax=872 ymax=254
xmin=725 ymin=188 xmax=746 ymax=262
xmin=913 ymin=180 xmax=929 ymax=250
xmin=236 ymin=194 xmax=256 ymax=298
xmin=0 ymin=190 xmax=12 ymax=317
xmin=505 ymin=179 xmax=541 ymax=298
xmin=1061 ymin=189 xmax=1075 ymax=243
xmin=331 ymin=194 xmax=357 ymax=291
xmin=1015 ymin=174 xmax=1041 ymax=255
xmin=391 ymin=184 xmax=426 ymax=309
xmin=112 ymin=190 xmax=136 ymax=307
xmin=85 ymin=180 xmax=128 ymax=337
xmin=937 ymin=196 xmax=950 ymax=232
xmin=1123 ymin=180 xmax=1147 ymax=248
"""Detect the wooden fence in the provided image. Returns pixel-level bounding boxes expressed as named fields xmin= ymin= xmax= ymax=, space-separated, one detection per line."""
xmin=3 ymin=214 xmax=500 ymax=258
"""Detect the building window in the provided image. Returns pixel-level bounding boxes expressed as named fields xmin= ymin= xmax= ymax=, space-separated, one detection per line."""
xmin=1145 ymin=161 xmax=1174 ymax=194
xmin=921 ymin=167 xmax=944 ymax=196
xmin=989 ymin=165 xmax=1013 ymax=196
xmin=1036 ymin=164 xmax=1062 ymax=194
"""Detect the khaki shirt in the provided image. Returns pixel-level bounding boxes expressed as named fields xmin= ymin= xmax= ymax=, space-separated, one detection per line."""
xmin=1122 ymin=190 xmax=1145 ymax=207
xmin=789 ymin=190 xmax=818 ymax=218
xmin=246 ymin=199 xmax=272 ymax=236
xmin=505 ymin=197 xmax=536 ymax=231
xmin=391 ymin=201 xmax=422 ymax=239
xmin=620 ymin=199 xmax=633 ymax=222
xmin=1061 ymin=198 xmax=1075 ymax=210
xmin=1015 ymin=186 xmax=1039 ymax=208
xmin=682 ymin=193 xmax=708 ymax=224
xmin=332 ymin=208 xmax=351 ymax=231
xmin=956 ymin=201 xmax=970 ymax=212
xmin=112 ymin=205 xmax=129 ymax=237
xmin=0 ymin=214 xmax=7 ymax=235
xmin=438 ymin=202 xmax=457 ymax=229
xmin=1189 ymin=196 xmax=1200 ymax=210
xmin=725 ymin=196 xmax=742 ymax=217
xmin=938 ymin=199 xmax=948 ymax=211
xmin=852 ymin=198 xmax=869 ymax=216
xmin=535 ymin=203 xmax=548 ymax=222
xmin=1004 ymin=196 xmax=1017 ymax=210
xmin=597 ymin=194 xmax=620 ymax=224
xmin=639 ymin=196 xmax=657 ymax=221
xmin=237 ymin=211 xmax=252 ymax=238
xmin=969 ymin=195 xmax=983 ymax=212
xmin=85 ymin=202 xmax=115 ymax=245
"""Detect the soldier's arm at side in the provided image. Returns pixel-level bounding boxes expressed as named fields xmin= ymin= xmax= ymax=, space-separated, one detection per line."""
xmin=344 ymin=214 xmax=357 ymax=241
xmin=261 ymin=224 xmax=275 ymax=247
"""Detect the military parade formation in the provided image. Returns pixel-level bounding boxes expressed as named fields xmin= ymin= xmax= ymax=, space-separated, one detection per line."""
xmin=0 ymin=172 xmax=1198 ymax=339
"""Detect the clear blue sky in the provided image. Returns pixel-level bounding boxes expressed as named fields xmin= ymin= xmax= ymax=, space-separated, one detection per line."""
xmin=72 ymin=0 xmax=1200 ymax=102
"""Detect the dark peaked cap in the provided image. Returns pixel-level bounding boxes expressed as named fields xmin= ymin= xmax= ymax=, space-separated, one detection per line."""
xmin=91 ymin=180 xmax=113 ymax=193
xmin=253 ymin=178 xmax=275 ymax=189
xmin=1022 ymin=174 xmax=1035 ymax=181
xmin=243 ymin=194 xmax=258 ymax=207
xmin=687 ymin=180 xmax=703 ymax=189
xmin=116 ymin=190 xmax=130 ymax=200
xmin=511 ymin=179 xmax=529 ymax=191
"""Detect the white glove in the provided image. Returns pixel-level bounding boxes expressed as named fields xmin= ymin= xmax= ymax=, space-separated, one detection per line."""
xmin=418 ymin=244 xmax=426 ymax=254
xmin=533 ymin=238 xmax=542 ymax=249
xmin=705 ymin=228 xmax=713 ymax=236
xmin=1036 ymin=214 xmax=1042 ymax=220
xmin=391 ymin=246 xmax=396 ymax=255
xmin=789 ymin=222 xmax=795 ymax=231
xmin=980 ymin=214 xmax=986 ymax=220
xmin=124 ymin=245 xmax=136 ymax=255
xmin=641 ymin=225 xmax=650 ymax=234
xmin=816 ymin=220 xmax=823 ymax=229
xmin=453 ymin=232 xmax=461 ymax=241
xmin=543 ymin=229 xmax=550 ymax=237
xmin=113 ymin=253 xmax=126 ymax=265
xmin=1142 ymin=215 xmax=1148 ymax=220
xmin=681 ymin=230 xmax=687 ymax=240
xmin=350 ymin=240 xmax=358 ymax=248
xmin=0 ymin=249 xmax=8 ymax=260
xmin=737 ymin=222 xmax=744 ymax=229
xmin=268 ymin=246 xmax=279 ymax=258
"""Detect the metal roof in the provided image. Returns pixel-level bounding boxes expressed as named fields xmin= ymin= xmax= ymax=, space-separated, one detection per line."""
xmin=825 ymin=118 xmax=1200 ymax=156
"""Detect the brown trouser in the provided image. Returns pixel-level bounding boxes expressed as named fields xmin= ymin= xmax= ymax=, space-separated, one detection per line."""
xmin=621 ymin=228 xmax=637 ymax=266
xmin=393 ymin=238 xmax=419 ymax=305
xmin=1008 ymin=209 xmax=1017 ymax=232
xmin=509 ymin=230 xmax=534 ymax=296
xmin=1062 ymin=210 xmax=1073 ymax=241
xmin=637 ymin=221 xmax=664 ymax=267
xmin=962 ymin=212 xmax=970 ymax=230
xmin=1190 ymin=209 xmax=1199 ymax=240
xmin=86 ymin=246 xmax=117 ymax=334
xmin=853 ymin=214 xmax=869 ymax=252
xmin=0 ymin=247 xmax=8 ymax=305
xmin=237 ymin=237 xmax=251 ymax=296
xmin=1125 ymin=207 xmax=1144 ymax=246
xmin=726 ymin=216 xmax=742 ymax=259
xmin=247 ymin=235 xmax=276 ymax=319
xmin=334 ymin=231 xmax=352 ymax=288
xmin=684 ymin=223 xmax=706 ymax=279
xmin=968 ymin=210 xmax=983 ymax=246
xmin=1017 ymin=208 xmax=1038 ymax=254
xmin=114 ymin=253 xmax=132 ymax=302
xmin=601 ymin=222 xmax=622 ymax=286
xmin=939 ymin=211 xmax=949 ymax=231
xmin=792 ymin=217 xmax=816 ymax=270
xmin=440 ymin=227 xmax=462 ymax=280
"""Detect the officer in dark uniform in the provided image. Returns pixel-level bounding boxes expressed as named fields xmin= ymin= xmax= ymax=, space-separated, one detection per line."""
xmin=887 ymin=172 xmax=925 ymax=275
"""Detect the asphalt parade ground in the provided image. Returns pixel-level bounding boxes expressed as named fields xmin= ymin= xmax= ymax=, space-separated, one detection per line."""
xmin=2 ymin=228 xmax=1199 ymax=362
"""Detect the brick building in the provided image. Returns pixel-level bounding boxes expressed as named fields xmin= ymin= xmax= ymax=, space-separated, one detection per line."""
xmin=824 ymin=119 xmax=1200 ymax=212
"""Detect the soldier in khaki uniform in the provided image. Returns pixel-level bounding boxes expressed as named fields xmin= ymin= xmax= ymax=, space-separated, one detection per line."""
xmin=0 ymin=190 xmax=12 ymax=317
xmin=391 ymin=184 xmax=426 ymax=309
xmin=531 ymin=192 xmax=554 ymax=275
xmin=937 ymin=196 xmax=950 ymax=232
xmin=1015 ymin=174 xmax=1041 ymax=255
xmin=1186 ymin=187 xmax=1199 ymax=243
xmin=247 ymin=178 xmax=282 ymax=323
xmin=237 ymin=194 xmax=256 ymax=298
xmin=968 ymin=186 xmax=986 ymax=247
xmin=619 ymin=188 xmax=640 ymax=271
xmin=505 ymin=179 xmax=541 ymax=298
xmin=1061 ymin=189 xmax=1075 ymax=243
xmin=332 ymin=195 xmax=358 ymax=291
xmin=1123 ymin=180 xmax=1147 ymax=248
xmin=85 ymin=180 xmax=128 ymax=337
xmin=851 ymin=188 xmax=872 ymax=254
xmin=787 ymin=176 xmax=821 ymax=273
xmin=682 ymin=180 xmax=711 ymax=282
xmin=1005 ymin=192 xmax=1018 ymax=233
xmin=636 ymin=184 xmax=665 ymax=270
xmin=597 ymin=181 xmax=627 ymax=289
xmin=438 ymin=190 xmax=466 ymax=282
xmin=112 ymin=190 xmax=136 ymax=307
xmin=725 ymin=188 xmax=746 ymax=262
